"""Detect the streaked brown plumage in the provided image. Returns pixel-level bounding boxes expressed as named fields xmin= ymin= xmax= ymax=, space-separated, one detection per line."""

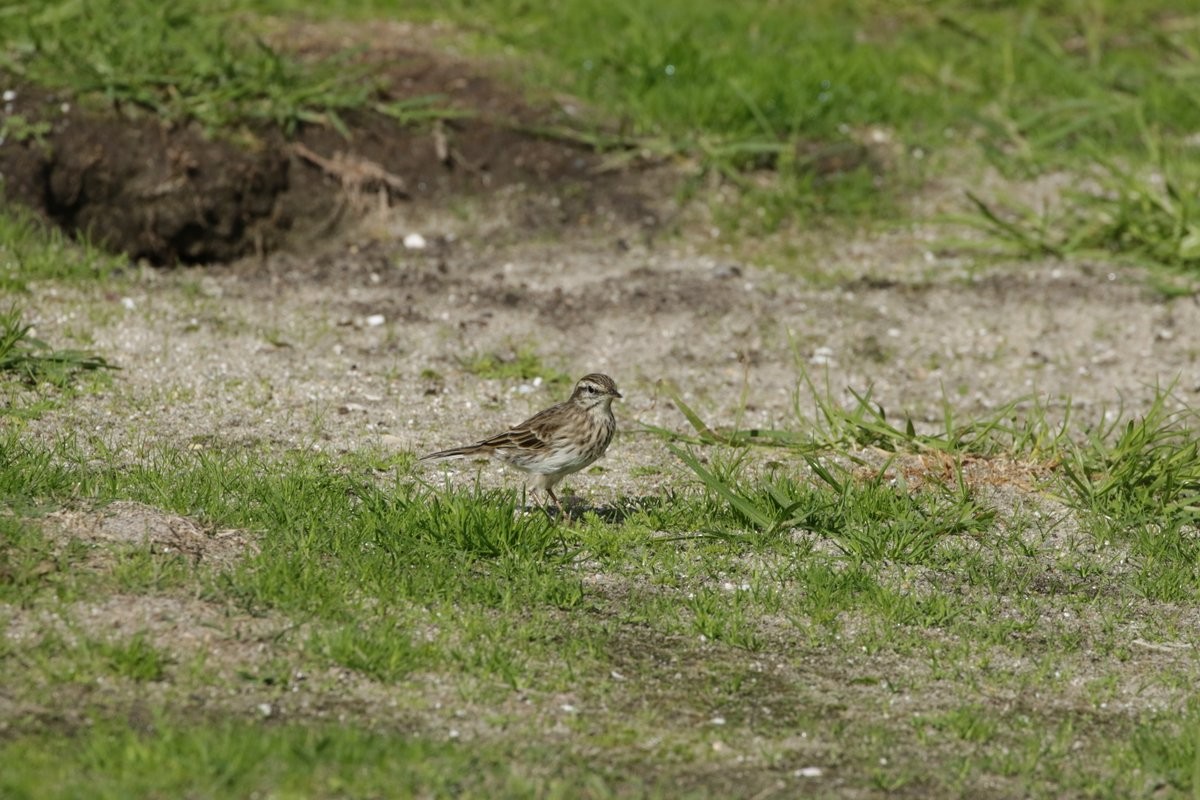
xmin=420 ymin=373 xmax=622 ymax=517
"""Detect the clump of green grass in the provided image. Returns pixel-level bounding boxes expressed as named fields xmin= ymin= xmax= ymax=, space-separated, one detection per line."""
xmin=661 ymin=371 xmax=1200 ymax=605
xmin=0 ymin=515 xmax=91 ymax=604
xmin=307 ymin=618 xmax=431 ymax=682
xmin=670 ymin=444 xmax=994 ymax=562
xmin=0 ymin=305 xmax=116 ymax=388
xmin=365 ymin=481 xmax=562 ymax=558
xmin=2 ymin=0 xmax=468 ymax=137
xmin=2 ymin=0 xmax=381 ymax=135
xmin=1057 ymin=390 xmax=1200 ymax=601
xmin=653 ymin=371 xmax=1071 ymax=459
xmin=0 ymin=434 xmax=581 ymax=617
xmin=1060 ymin=390 xmax=1200 ymax=528
xmin=954 ymin=152 xmax=1200 ymax=271
xmin=92 ymin=631 xmax=171 ymax=682
xmin=0 ymin=113 xmax=52 ymax=148
xmin=1129 ymin=705 xmax=1200 ymax=796
xmin=0 ymin=207 xmax=125 ymax=290
xmin=20 ymin=629 xmax=171 ymax=685
xmin=459 ymin=346 xmax=571 ymax=388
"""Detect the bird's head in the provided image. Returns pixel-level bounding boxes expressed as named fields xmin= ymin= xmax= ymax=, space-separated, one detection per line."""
xmin=570 ymin=373 xmax=622 ymax=411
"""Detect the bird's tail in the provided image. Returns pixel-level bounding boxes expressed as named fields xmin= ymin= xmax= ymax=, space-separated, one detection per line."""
xmin=418 ymin=444 xmax=492 ymax=462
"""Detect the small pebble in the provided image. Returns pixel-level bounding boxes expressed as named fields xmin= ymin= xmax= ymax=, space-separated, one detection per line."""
xmin=711 ymin=264 xmax=742 ymax=279
xmin=403 ymin=233 xmax=428 ymax=250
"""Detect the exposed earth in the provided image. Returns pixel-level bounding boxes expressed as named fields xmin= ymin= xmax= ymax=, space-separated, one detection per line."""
xmin=0 ymin=21 xmax=662 ymax=266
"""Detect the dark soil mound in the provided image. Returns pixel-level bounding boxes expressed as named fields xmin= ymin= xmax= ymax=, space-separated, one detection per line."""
xmin=0 ymin=47 xmax=655 ymax=265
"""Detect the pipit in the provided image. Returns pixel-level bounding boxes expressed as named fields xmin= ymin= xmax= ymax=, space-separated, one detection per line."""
xmin=420 ymin=373 xmax=622 ymax=518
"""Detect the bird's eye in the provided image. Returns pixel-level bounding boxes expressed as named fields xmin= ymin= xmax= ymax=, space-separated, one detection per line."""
xmin=584 ymin=385 xmax=596 ymax=393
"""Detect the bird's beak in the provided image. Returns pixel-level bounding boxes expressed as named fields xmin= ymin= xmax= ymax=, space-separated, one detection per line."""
xmin=613 ymin=390 xmax=623 ymax=399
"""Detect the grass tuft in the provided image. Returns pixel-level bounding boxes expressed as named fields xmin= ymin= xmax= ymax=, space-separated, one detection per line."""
xmin=0 ymin=305 xmax=116 ymax=388
xmin=1060 ymin=389 xmax=1200 ymax=527
xmin=669 ymin=442 xmax=995 ymax=562
xmin=92 ymin=631 xmax=171 ymax=682
xmin=458 ymin=346 xmax=571 ymax=389
xmin=953 ymin=152 xmax=1200 ymax=271
xmin=2 ymin=0 xmax=376 ymax=135
xmin=372 ymin=481 xmax=562 ymax=558
xmin=308 ymin=618 xmax=431 ymax=682
xmin=0 ymin=208 xmax=125 ymax=289
xmin=656 ymin=370 xmax=1072 ymax=459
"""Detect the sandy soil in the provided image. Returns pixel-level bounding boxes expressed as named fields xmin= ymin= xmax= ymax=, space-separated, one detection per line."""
xmin=19 ymin=190 xmax=1200 ymax=507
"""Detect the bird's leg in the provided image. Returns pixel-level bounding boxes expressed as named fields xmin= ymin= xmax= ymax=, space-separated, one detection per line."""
xmin=527 ymin=486 xmax=560 ymax=522
xmin=545 ymin=486 xmax=570 ymax=523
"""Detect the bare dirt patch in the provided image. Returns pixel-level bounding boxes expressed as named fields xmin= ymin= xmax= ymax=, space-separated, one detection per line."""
xmin=0 ymin=30 xmax=662 ymax=265
xmin=44 ymin=501 xmax=256 ymax=571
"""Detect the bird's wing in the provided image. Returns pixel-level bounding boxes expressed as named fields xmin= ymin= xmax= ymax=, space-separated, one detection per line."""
xmin=475 ymin=402 xmax=565 ymax=452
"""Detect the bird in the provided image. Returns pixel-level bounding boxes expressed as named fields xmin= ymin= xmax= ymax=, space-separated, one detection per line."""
xmin=420 ymin=373 xmax=622 ymax=518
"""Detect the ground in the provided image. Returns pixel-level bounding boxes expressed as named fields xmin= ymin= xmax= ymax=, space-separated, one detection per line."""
xmin=0 ymin=24 xmax=660 ymax=266
xmin=4 ymin=26 xmax=1200 ymax=800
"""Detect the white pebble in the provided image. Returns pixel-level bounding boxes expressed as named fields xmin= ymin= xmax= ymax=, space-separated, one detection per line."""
xmin=795 ymin=767 xmax=823 ymax=778
xmin=810 ymin=346 xmax=834 ymax=366
xmin=403 ymin=233 xmax=427 ymax=250
xmin=1 ymin=89 xmax=15 ymax=102
xmin=120 ymin=297 xmax=136 ymax=310
xmin=365 ymin=314 xmax=385 ymax=327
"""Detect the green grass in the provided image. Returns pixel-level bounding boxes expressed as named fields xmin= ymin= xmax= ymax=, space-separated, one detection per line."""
xmin=4 ymin=387 xmax=1200 ymax=794
xmin=0 ymin=208 xmax=125 ymax=290
xmin=6 ymin=0 xmax=1199 ymax=246
xmin=459 ymin=346 xmax=572 ymax=389
xmin=951 ymin=150 xmax=1200 ymax=270
xmin=655 ymin=369 xmax=1074 ymax=459
xmin=0 ymin=720 xmax=671 ymax=799
xmin=669 ymin=444 xmax=994 ymax=557
xmin=1 ymin=304 xmax=1199 ymax=795
xmin=1060 ymin=389 xmax=1200 ymax=528
xmin=1 ymin=0 xmax=378 ymax=135
xmin=0 ymin=305 xmax=116 ymax=389
xmin=331 ymin=0 xmax=1200 ymax=157
xmin=273 ymin=0 xmax=1200 ymax=237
